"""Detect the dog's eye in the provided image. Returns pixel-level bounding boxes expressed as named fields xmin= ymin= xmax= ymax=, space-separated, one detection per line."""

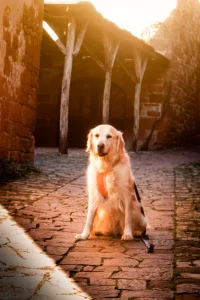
xmin=95 ymin=134 xmax=99 ymax=138
xmin=106 ymin=135 xmax=112 ymax=139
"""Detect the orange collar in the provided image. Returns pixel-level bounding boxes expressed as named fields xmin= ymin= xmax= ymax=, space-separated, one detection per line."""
xmin=97 ymin=172 xmax=108 ymax=198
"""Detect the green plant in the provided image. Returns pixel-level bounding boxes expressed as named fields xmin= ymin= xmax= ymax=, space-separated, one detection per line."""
xmin=0 ymin=159 xmax=41 ymax=182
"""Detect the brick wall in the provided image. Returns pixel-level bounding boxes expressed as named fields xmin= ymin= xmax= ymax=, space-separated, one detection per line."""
xmin=0 ymin=0 xmax=43 ymax=163
xmin=139 ymin=0 xmax=200 ymax=149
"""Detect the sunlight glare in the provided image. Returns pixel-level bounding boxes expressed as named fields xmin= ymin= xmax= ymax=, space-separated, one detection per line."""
xmin=44 ymin=0 xmax=177 ymax=39
xmin=0 ymin=205 xmax=89 ymax=299
xmin=43 ymin=21 xmax=59 ymax=41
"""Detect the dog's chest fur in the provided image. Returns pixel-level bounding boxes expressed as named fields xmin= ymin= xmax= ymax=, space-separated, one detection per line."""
xmin=97 ymin=171 xmax=115 ymax=197
xmin=96 ymin=169 xmax=126 ymax=212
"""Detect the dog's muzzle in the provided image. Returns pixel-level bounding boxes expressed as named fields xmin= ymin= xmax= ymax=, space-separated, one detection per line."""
xmin=97 ymin=143 xmax=107 ymax=156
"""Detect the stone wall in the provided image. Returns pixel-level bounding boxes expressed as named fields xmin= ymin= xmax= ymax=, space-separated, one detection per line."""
xmin=138 ymin=63 xmax=171 ymax=150
xmin=140 ymin=0 xmax=200 ymax=149
xmin=0 ymin=0 xmax=43 ymax=163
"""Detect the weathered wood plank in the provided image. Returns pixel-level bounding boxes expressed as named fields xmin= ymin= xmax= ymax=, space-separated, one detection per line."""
xmin=59 ymin=18 xmax=76 ymax=154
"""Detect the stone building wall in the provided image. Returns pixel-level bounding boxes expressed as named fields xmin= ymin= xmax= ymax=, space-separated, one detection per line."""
xmin=138 ymin=63 xmax=171 ymax=150
xmin=0 ymin=0 xmax=43 ymax=163
xmin=139 ymin=0 xmax=200 ymax=149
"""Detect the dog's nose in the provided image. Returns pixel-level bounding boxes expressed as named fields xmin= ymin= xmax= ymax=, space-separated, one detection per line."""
xmin=97 ymin=143 xmax=105 ymax=151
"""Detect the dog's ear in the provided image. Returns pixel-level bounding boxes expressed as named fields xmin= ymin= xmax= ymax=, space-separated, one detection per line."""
xmin=86 ymin=131 xmax=92 ymax=152
xmin=117 ymin=131 xmax=125 ymax=154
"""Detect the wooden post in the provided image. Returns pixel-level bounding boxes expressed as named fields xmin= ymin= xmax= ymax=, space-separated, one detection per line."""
xmin=73 ymin=21 xmax=89 ymax=56
xmin=132 ymin=51 xmax=147 ymax=151
xmin=102 ymin=33 xmax=119 ymax=124
xmin=59 ymin=18 xmax=76 ymax=154
xmin=103 ymin=71 xmax=112 ymax=123
xmin=43 ymin=20 xmax=88 ymax=154
xmin=59 ymin=19 xmax=88 ymax=154
xmin=83 ymin=44 xmax=140 ymax=84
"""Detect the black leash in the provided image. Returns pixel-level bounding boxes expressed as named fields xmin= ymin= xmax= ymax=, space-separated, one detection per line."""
xmin=134 ymin=183 xmax=154 ymax=253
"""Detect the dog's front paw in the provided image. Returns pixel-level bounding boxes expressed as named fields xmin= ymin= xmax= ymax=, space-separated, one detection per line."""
xmin=121 ymin=234 xmax=133 ymax=241
xmin=75 ymin=233 xmax=88 ymax=241
xmin=133 ymin=230 xmax=142 ymax=237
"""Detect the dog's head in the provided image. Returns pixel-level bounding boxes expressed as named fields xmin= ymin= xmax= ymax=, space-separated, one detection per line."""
xmin=86 ymin=124 xmax=125 ymax=157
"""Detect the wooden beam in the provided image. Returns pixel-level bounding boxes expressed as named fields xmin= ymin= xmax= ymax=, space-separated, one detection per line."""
xmin=59 ymin=17 xmax=76 ymax=154
xmin=116 ymin=59 xmax=139 ymax=84
xmin=73 ymin=20 xmax=89 ymax=57
xmin=103 ymin=33 xmax=119 ymax=70
xmin=43 ymin=21 xmax=66 ymax=55
xmin=132 ymin=50 xmax=147 ymax=151
xmin=55 ymin=39 xmax=66 ymax=55
xmin=102 ymin=33 xmax=119 ymax=124
xmin=83 ymin=43 xmax=105 ymax=71
xmin=83 ymin=42 xmax=139 ymax=83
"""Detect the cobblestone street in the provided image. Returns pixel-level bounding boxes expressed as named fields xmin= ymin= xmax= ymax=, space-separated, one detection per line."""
xmin=0 ymin=148 xmax=200 ymax=299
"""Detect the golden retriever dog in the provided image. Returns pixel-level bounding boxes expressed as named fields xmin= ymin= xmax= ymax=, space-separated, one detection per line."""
xmin=75 ymin=124 xmax=147 ymax=241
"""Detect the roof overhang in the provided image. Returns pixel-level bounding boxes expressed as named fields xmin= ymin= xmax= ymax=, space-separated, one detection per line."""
xmin=43 ymin=1 xmax=170 ymax=66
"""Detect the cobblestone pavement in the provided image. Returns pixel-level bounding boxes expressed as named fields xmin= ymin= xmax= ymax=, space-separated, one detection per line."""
xmin=0 ymin=147 xmax=200 ymax=300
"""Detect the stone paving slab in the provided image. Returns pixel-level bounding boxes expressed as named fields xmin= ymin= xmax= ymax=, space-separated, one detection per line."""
xmin=174 ymin=162 xmax=200 ymax=300
xmin=0 ymin=147 xmax=200 ymax=299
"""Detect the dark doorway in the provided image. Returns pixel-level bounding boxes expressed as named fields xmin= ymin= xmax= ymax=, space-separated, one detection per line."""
xmin=68 ymin=77 xmax=127 ymax=147
xmin=35 ymin=74 xmax=127 ymax=148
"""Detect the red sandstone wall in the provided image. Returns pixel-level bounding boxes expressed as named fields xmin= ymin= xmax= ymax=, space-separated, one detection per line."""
xmin=139 ymin=0 xmax=200 ymax=149
xmin=0 ymin=0 xmax=43 ymax=163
